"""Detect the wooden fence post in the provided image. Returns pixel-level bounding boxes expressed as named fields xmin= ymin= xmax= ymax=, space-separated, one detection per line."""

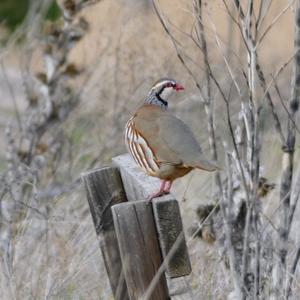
xmin=112 ymin=201 xmax=169 ymax=300
xmin=152 ymin=198 xmax=191 ymax=278
xmin=82 ymin=155 xmax=193 ymax=300
xmin=81 ymin=167 xmax=129 ymax=300
xmin=113 ymin=154 xmax=192 ymax=299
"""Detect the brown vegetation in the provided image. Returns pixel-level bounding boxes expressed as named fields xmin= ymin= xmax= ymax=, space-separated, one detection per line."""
xmin=0 ymin=0 xmax=300 ymax=299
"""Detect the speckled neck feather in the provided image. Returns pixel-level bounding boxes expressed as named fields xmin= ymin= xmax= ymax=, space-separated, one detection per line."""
xmin=144 ymin=93 xmax=168 ymax=109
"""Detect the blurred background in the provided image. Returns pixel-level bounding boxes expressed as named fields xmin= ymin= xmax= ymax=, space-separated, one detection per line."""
xmin=0 ymin=0 xmax=298 ymax=299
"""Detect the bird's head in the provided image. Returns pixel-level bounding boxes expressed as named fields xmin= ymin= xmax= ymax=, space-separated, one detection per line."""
xmin=149 ymin=78 xmax=184 ymax=101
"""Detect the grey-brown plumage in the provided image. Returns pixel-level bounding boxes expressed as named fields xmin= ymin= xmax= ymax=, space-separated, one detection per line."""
xmin=133 ymin=105 xmax=219 ymax=178
xmin=125 ymin=78 xmax=219 ymax=198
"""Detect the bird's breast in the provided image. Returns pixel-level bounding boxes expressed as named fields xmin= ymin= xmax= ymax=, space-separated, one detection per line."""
xmin=125 ymin=116 xmax=193 ymax=180
xmin=125 ymin=117 xmax=160 ymax=176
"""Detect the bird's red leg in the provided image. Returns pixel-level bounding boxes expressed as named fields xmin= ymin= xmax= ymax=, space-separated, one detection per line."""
xmin=148 ymin=180 xmax=171 ymax=201
xmin=164 ymin=180 xmax=173 ymax=193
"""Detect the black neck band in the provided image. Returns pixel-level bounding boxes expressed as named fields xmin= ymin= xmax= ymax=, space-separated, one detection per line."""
xmin=156 ymin=93 xmax=168 ymax=107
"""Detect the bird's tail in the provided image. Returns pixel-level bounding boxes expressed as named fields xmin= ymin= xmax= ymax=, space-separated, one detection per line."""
xmin=192 ymin=159 xmax=221 ymax=172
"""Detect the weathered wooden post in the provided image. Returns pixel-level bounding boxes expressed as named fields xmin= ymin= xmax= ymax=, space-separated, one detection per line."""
xmin=81 ymin=167 xmax=129 ymax=300
xmin=82 ymin=154 xmax=192 ymax=300
xmin=152 ymin=199 xmax=191 ymax=278
xmin=112 ymin=200 xmax=169 ymax=300
xmin=113 ymin=154 xmax=192 ymax=299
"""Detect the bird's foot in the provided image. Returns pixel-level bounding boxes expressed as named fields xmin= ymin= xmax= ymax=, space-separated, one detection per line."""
xmin=147 ymin=180 xmax=172 ymax=201
xmin=148 ymin=190 xmax=170 ymax=201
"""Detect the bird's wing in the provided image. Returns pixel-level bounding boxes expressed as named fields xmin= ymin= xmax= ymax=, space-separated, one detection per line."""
xmin=158 ymin=113 xmax=218 ymax=171
xmin=133 ymin=107 xmax=182 ymax=165
xmin=134 ymin=106 xmax=218 ymax=171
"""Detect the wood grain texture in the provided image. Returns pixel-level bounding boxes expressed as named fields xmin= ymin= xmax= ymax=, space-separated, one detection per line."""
xmin=81 ymin=166 xmax=129 ymax=300
xmin=113 ymin=154 xmax=193 ymax=298
xmin=112 ymin=200 xmax=169 ymax=300
xmin=113 ymin=153 xmax=161 ymax=201
xmin=152 ymin=198 xmax=191 ymax=278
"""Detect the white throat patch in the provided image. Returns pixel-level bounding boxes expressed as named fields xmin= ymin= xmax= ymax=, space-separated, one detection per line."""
xmin=159 ymin=86 xmax=174 ymax=100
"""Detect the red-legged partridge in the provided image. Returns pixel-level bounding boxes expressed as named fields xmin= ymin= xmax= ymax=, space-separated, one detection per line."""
xmin=125 ymin=78 xmax=218 ymax=199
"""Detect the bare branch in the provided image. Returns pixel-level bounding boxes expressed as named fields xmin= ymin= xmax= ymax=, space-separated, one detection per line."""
xmin=257 ymin=1 xmax=295 ymax=47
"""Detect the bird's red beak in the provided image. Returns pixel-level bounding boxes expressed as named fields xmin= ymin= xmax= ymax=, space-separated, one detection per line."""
xmin=175 ymin=83 xmax=184 ymax=91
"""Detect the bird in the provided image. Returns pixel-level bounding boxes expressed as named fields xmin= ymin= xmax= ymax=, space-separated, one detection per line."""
xmin=125 ymin=77 xmax=219 ymax=200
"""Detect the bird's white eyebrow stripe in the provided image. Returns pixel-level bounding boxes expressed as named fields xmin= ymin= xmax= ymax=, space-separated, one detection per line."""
xmin=152 ymin=80 xmax=175 ymax=89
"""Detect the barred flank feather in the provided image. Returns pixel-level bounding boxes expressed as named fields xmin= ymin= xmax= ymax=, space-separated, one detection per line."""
xmin=125 ymin=117 xmax=159 ymax=176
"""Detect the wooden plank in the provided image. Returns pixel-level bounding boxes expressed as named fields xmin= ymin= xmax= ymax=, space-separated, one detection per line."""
xmin=152 ymin=198 xmax=191 ymax=278
xmin=81 ymin=166 xmax=129 ymax=300
xmin=112 ymin=200 xmax=169 ymax=300
xmin=113 ymin=153 xmax=161 ymax=201
xmin=113 ymin=154 xmax=193 ymax=297
xmin=168 ymin=277 xmax=195 ymax=299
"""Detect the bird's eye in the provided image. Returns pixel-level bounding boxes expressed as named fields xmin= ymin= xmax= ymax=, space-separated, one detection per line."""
xmin=165 ymin=82 xmax=174 ymax=88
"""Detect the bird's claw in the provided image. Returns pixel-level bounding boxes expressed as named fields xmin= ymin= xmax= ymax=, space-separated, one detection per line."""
xmin=147 ymin=190 xmax=170 ymax=201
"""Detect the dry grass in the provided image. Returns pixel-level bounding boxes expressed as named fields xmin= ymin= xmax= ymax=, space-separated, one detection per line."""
xmin=0 ymin=0 xmax=300 ymax=299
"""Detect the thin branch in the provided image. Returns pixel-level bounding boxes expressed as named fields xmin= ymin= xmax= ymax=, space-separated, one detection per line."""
xmin=274 ymin=1 xmax=300 ymax=295
xmin=272 ymin=75 xmax=300 ymax=136
xmin=0 ymin=63 xmax=22 ymax=132
xmin=256 ymin=56 xmax=286 ymax=145
xmin=256 ymin=0 xmax=273 ymax=31
xmin=257 ymin=0 xmax=295 ymax=47
xmin=286 ymin=245 xmax=300 ymax=298
xmin=207 ymin=15 xmax=242 ymax=96
xmin=152 ymin=0 xmax=206 ymax=100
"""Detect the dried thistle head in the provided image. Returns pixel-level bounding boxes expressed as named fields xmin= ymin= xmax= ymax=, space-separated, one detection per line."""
xmin=199 ymin=225 xmax=216 ymax=244
xmin=78 ymin=17 xmax=89 ymax=31
xmin=62 ymin=63 xmax=82 ymax=78
xmin=188 ymin=221 xmax=216 ymax=245
xmin=43 ymin=22 xmax=63 ymax=38
xmin=192 ymin=204 xmax=217 ymax=245
xmin=257 ymin=177 xmax=276 ymax=198
xmin=36 ymin=73 xmax=48 ymax=85
xmin=196 ymin=204 xmax=217 ymax=221
xmin=56 ymin=0 xmax=77 ymax=19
